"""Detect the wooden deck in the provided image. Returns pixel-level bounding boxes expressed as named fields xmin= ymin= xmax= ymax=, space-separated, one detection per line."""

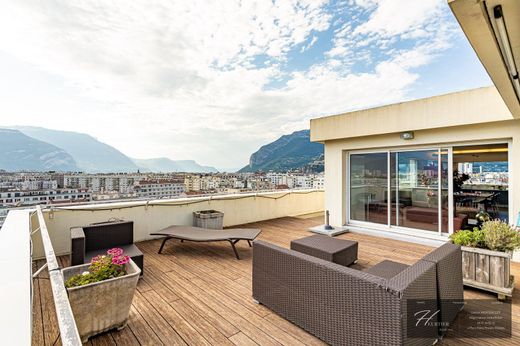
xmin=32 ymin=216 xmax=520 ymax=345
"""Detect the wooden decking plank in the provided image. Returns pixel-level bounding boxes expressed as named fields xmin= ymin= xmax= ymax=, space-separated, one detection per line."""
xmin=192 ymin=268 xmax=271 ymax=317
xmin=152 ymin=270 xmax=240 ymax=338
xmin=172 ymin=242 xmax=249 ymax=281
xmin=263 ymin=313 xmax=326 ymax=346
xmin=32 ymin=216 xmax=520 ymax=346
xmin=169 ymin=299 xmax=234 ymax=346
xmin=136 ymin=276 xmax=153 ymax=293
xmin=190 ymin=276 xmax=306 ymax=346
xmin=131 ymin=291 xmax=187 ymax=345
xmin=109 ymin=323 xmax=140 ymax=346
xmin=38 ymin=268 xmax=60 ymax=346
xmin=141 ymin=289 xmax=211 ymax=346
xmin=126 ymin=306 xmax=164 ymax=346
xmin=90 ymin=333 xmax=116 ymax=346
xmin=31 ymin=261 xmax=45 ymax=346
xmin=141 ymin=269 xmax=179 ymax=303
xmin=164 ymin=271 xmax=282 ymax=346
xmin=229 ymin=332 xmax=259 ymax=346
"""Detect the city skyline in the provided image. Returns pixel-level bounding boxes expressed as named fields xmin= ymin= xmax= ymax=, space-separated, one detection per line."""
xmin=0 ymin=1 xmax=491 ymax=168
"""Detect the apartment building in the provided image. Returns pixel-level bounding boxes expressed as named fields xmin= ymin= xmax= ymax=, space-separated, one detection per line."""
xmin=62 ymin=173 xmax=141 ymax=193
xmin=312 ymin=175 xmax=325 ymax=189
xmin=184 ymin=174 xmax=221 ymax=192
xmin=134 ymin=179 xmax=186 ymax=198
xmin=266 ymin=172 xmax=324 ymax=189
xmin=0 ymin=188 xmax=91 ymax=207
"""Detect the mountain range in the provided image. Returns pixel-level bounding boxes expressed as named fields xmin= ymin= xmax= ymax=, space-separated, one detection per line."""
xmin=0 ymin=127 xmax=218 ymax=173
xmin=0 ymin=126 xmax=323 ymax=173
xmin=239 ymin=130 xmax=323 ymax=172
xmin=0 ymin=129 xmax=78 ymax=172
xmin=13 ymin=126 xmax=139 ymax=173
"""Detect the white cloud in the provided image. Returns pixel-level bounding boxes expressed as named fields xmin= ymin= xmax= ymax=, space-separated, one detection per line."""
xmin=355 ymin=0 xmax=443 ymax=37
xmin=0 ymin=0 xmax=464 ymax=168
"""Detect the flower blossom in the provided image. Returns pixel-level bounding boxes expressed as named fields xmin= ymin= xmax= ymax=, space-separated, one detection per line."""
xmin=111 ymin=255 xmax=130 ymax=266
xmin=107 ymin=248 xmax=123 ymax=257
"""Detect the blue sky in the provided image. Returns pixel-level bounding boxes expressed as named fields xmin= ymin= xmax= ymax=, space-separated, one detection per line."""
xmin=0 ymin=0 xmax=491 ymax=169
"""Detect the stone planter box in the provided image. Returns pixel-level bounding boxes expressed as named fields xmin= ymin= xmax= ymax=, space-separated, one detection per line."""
xmin=193 ymin=210 xmax=224 ymax=229
xmin=461 ymin=246 xmax=514 ymax=300
xmin=62 ymin=259 xmax=141 ymax=342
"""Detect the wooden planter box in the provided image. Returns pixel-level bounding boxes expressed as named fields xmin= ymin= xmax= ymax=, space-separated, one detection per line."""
xmin=62 ymin=259 xmax=141 ymax=342
xmin=461 ymin=246 xmax=514 ymax=300
xmin=193 ymin=210 xmax=224 ymax=229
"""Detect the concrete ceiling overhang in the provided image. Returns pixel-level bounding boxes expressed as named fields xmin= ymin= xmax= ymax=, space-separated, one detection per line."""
xmin=449 ymin=0 xmax=520 ymax=118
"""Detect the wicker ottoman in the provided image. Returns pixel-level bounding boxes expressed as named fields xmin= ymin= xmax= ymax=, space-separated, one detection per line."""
xmin=290 ymin=235 xmax=358 ymax=266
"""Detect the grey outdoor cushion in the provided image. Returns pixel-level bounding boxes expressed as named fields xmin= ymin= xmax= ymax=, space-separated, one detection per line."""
xmin=363 ymin=260 xmax=409 ymax=279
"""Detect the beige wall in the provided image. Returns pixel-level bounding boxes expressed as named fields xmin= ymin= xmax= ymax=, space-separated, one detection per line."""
xmin=322 ymin=119 xmax=520 ymax=228
xmin=33 ymin=190 xmax=324 ymax=259
xmin=311 ymin=87 xmax=514 ymax=142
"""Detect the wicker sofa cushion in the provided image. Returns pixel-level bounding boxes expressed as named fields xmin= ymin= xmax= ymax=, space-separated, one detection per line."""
xmin=363 ymin=260 xmax=409 ymax=279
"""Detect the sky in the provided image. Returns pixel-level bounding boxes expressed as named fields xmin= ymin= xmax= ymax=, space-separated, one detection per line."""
xmin=0 ymin=0 xmax=492 ymax=170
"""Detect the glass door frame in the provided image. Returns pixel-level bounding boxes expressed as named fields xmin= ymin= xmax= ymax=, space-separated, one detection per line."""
xmin=347 ymin=146 xmax=454 ymax=237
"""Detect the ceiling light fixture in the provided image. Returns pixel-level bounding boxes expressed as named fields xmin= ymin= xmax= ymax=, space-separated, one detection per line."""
xmin=493 ymin=5 xmax=520 ymax=100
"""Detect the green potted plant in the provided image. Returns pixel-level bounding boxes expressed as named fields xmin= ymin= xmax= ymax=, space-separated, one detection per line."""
xmin=451 ymin=220 xmax=520 ymax=300
xmin=62 ymin=248 xmax=141 ymax=342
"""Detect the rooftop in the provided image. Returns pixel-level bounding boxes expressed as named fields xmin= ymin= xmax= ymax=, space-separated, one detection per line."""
xmin=310 ymin=87 xmax=514 ymax=143
xmin=32 ymin=215 xmax=520 ymax=345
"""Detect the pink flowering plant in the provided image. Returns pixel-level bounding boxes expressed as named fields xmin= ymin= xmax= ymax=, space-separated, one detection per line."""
xmin=65 ymin=248 xmax=131 ymax=288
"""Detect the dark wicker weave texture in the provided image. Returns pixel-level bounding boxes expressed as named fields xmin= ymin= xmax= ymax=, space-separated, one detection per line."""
xmin=290 ymin=235 xmax=358 ymax=266
xmin=70 ymin=221 xmax=144 ymax=275
xmin=421 ymin=243 xmax=464 ymax=336
xmin=364 ymin=260 xmax=410 ymax=279
xmin=253 ymin=240 xmax=439 ymax=346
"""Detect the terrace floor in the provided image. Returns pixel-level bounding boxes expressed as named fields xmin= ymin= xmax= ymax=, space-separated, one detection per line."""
xmin=32 ymin=216 xmax=520 ymax=345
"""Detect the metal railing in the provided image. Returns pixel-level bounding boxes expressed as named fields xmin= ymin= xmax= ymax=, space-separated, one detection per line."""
xmin=32 ymin=206 xmax=82 ymax=345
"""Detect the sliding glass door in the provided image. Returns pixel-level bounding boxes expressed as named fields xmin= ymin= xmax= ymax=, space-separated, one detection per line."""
xmin=350 ymin=148 xmax=445 ymax=234
xmin=350 ymin=153 xmax=388 ymax=225
xmin=393 ymin=150 xmax=439 ymax=232
xmin=349 ymin=143 xmax=510 ymax=234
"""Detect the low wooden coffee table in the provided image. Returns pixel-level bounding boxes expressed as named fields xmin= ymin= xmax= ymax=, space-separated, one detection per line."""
xmin=290 ymin=234 xmax=358 ymax=267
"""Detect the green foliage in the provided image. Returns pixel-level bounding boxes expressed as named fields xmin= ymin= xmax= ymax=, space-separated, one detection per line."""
xmin=450 ymin=230 xmax=473 ymax=246
xmin=65 ymin=248 xmax=130 ymax=288
xmin=450 ymin=228 xmax=484 ymax=248
xmin=471 ymin=228 xmax=486 ymax=248
xmin=481 ymin=220 xmax=520 ymax=252
xmin=451 ymin=220 xmax=520 ymax=253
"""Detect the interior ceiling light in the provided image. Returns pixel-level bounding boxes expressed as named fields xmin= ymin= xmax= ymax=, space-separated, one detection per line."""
xmin=493 ymin=5 xmax=520 ymax=100
xmin=453 ymin=148 xmax=508 ymax=155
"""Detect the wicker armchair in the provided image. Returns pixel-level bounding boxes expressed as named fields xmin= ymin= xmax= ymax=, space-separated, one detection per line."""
xmin=70 ymin=220 xmax=143 ymax=276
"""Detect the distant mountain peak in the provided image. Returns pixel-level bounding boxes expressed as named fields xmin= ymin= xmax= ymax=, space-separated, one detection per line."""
xmin=239 ymin=129 xmax=323 ymax=173
xmin=0 ymin=129 xmax=78 ymax=172
xmin=13 ymin=126 xmax=139 ymax=173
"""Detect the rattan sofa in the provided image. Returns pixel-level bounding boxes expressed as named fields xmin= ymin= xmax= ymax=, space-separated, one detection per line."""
xmin=252 ymin=241 xmax=463 ymax=346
